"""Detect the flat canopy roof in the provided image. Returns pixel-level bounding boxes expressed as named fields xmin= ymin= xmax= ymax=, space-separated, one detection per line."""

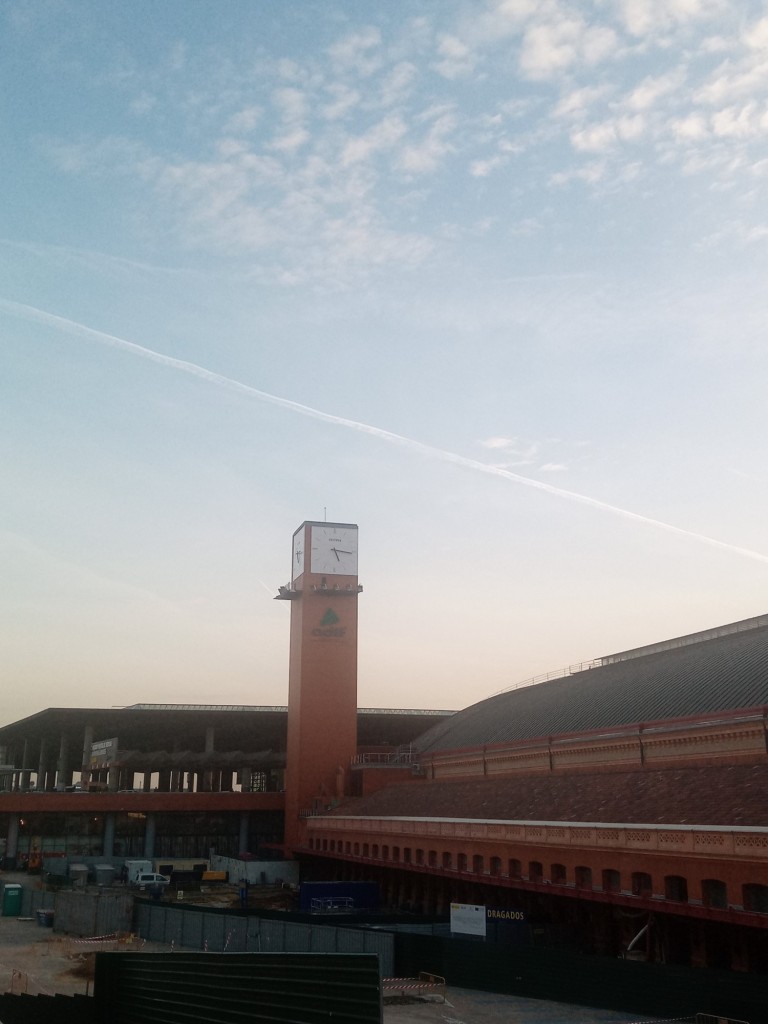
xmin=0 ymin=705 xmax=454 ymax=761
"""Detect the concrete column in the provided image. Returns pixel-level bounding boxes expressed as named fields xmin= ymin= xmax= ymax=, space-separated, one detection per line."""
xmin=20 ymin=739 xmax=30 ymax=792
xmin=56 ymin=734 xmax=69 ymax=791
xmin=80 ymin=725 xmax=93 ymax=790
xmin=5 ymin=816 xmax=20 ymax=869
xmin=37 ymin=738 xmax=48 ymax=791
xmin=0 ymin=751 xmax=11 ymax=794
xmin=143 ymin=813 xmax=156 ymax=860
xmin=0 ymin=748 xmax=11 ymax=792
xmin=103 ymin=812 xmax=116 ymax=858
xmin=241 ymin=766 xmax=250 ymax=793
xmin=204 ymin=728 xmax=215 ymax=792
xmin=238 ymin=812 xmax=250 ymax=855
xmin=107 ymin=765 xmax=120 ymax=792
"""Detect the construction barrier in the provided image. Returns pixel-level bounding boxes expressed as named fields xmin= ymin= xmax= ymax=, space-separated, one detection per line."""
xmin=383 ymin=972 xmax=446 ymax=1002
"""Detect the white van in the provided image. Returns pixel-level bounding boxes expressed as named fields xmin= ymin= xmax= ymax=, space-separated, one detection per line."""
xmin=135 ymin=872 xmax=170 ymax=889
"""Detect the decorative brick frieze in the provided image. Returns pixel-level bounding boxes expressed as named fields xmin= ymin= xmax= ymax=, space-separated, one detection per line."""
xmin=659 ymin=831 xmax=692 ymax=849
xmin=735 ymin=834 xmax=768 ymax=851
xmin=571 ymin=828 xmax=596 ymax=844
xmin=626 ymin=830 xmax=653 ymax=845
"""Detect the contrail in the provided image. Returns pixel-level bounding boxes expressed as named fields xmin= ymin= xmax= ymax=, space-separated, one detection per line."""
xmin=4 ymin=296 xmax=768 ymax=567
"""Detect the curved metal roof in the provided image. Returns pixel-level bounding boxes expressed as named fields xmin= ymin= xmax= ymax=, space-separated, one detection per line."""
xmin=414 ymin=614 xmax=768 ymax=755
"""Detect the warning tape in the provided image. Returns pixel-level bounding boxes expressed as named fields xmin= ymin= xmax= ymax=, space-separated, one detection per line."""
xmin=383 ymin=977 xmax=445 ymax=995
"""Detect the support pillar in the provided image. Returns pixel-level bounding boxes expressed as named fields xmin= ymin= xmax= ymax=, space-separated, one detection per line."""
xmin=20 ymin=739 xmax=30 ymax=792
xmin=204 ymin=727 xmax=214 ymax=792
xmin=239 ymin=811 xmax=250 ymax=855
xmin=80 ymin=725 xmax=93 ymax=791
xmin=103 ymin=812 xmax=116 ymax=858
xmin=143 ymin=813 xmax=156 ymax=860
xmin=56 ymin=734 xmax=69 ymax=791
xmin=5 ymin=816 xmax=19 ymax=869
xmin=37 ymin=738 xmax=48 ymax=792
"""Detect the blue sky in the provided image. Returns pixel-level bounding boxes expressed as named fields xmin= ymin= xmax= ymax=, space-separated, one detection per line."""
xmin=3 ymin=0 xmax=768 ymax=724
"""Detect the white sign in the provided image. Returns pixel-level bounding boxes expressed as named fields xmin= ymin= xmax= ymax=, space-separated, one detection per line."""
xmin=450 ymin=902 xmax=487 ymax=937
xmin=90 ymin=737 xmax=118 ymax=768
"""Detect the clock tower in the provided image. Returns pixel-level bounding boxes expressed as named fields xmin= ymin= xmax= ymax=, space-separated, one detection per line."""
xmin=278 ymin=521 xmax=361 ymax=850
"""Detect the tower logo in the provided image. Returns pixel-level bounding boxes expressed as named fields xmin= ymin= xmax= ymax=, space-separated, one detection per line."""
xmin=312 ymin=607 xmax=346 ymax=638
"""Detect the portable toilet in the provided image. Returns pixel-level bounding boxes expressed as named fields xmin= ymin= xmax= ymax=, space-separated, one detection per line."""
xmin=95 ymin=864 xmax=116 ymax=887
xmin=1 ymin=883 xmax=22 ymax=917
xmin=69 ymin=863 xmax=89 ymax=887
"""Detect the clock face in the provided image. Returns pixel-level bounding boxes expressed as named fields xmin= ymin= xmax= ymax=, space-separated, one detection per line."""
xmin=291 ymin=527 xmax=305 ymax=580
xmin=310 ymin=525 xmax=358 ymax=575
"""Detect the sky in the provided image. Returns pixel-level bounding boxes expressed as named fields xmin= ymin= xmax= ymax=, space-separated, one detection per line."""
xmin=3 ymin=0 xmax=768 ymax=725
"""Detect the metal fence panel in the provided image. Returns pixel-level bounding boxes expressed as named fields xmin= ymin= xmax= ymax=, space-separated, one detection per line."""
xmin=94 ymin=951 xmax=382 ymax=1024
xmin=130 ymin=903 xmax=395 ymax=978
xmin=201 ymin=912 xmax=226 ymax=951
xmin=395 ymin=934 xmax=768 ymax=1024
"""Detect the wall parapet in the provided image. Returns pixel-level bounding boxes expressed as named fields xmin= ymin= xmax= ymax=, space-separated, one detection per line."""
xmin=307 ymin=815 xmax=768 ymax=862
xmin=425 ymin=710 xmax=768 ymax=781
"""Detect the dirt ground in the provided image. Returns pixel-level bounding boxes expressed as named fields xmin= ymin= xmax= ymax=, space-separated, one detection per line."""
xmin=0 ymin=879 xmax=657 ymax=1024
xmin=0 ymin=920 xmax=660 ymax=1024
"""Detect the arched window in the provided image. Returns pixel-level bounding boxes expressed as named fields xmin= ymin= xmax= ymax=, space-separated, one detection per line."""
xmin=490 ymin=856 xmax=502 ymax=877
xmin=372 ymin=844 xmax=379 ymax=859
xmin=575 ymin=866 xmax=592 ymax=889
xmin=457 ymin=852 xmax=468 ymax=872
xmin=702 ymin=879 xmax=727 ymax=908
xmin=665 ymin=875 xmax=688 ymax=902
xmin=362 ymin=843 xmax=369 ymax=858
xmin=403 ymin=847 xmax=412 ymax=864
xmin=392 ymin=846 xmax=400 ymax=862
xmin=473 ymin=854 xmax=484 ymax=874
xmin=743 ymin=883 xmax=768 ymax=913
xmin=382 ymin=844 xmax=389 ymax=860
xmin=551 ymin=863 xmax=567 ymax=884
xmin=529 ymin=861 xmax=543 ymax=883
xmin=631 ymin=871 xmax=652 ymax=897
xmin=415 ymin=848 xmax=424 ymax=865
xmin=428 ymin=850 xmax=438 ymax=868
xmin=353 ymin=842 xmax=360 ymax=856
xmin=602 ymin=868 xmax=621 ymax=893
xmin=509 ymin=858 xmax=522 ymax=879
xmin=442 ymin=851 xmax=452 ymax=870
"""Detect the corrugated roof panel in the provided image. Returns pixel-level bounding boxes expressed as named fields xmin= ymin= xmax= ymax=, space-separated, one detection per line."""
xmin=415 ymin=617 xmax=768 ymax=754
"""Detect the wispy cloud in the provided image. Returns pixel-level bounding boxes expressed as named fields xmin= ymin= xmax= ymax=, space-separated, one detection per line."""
xmin=37 ymin=1 xmax=768 ymax=280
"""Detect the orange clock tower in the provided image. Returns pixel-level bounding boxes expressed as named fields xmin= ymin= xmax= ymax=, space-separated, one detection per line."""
xmin=278 ymin=521 xmax=361 ymax=850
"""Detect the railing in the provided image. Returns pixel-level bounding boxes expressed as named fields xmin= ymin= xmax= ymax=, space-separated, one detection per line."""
xmin=351 ymin=746 xmax=417 ymax=767
xmin=497 ymin=612 xmax=768 ymax=695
